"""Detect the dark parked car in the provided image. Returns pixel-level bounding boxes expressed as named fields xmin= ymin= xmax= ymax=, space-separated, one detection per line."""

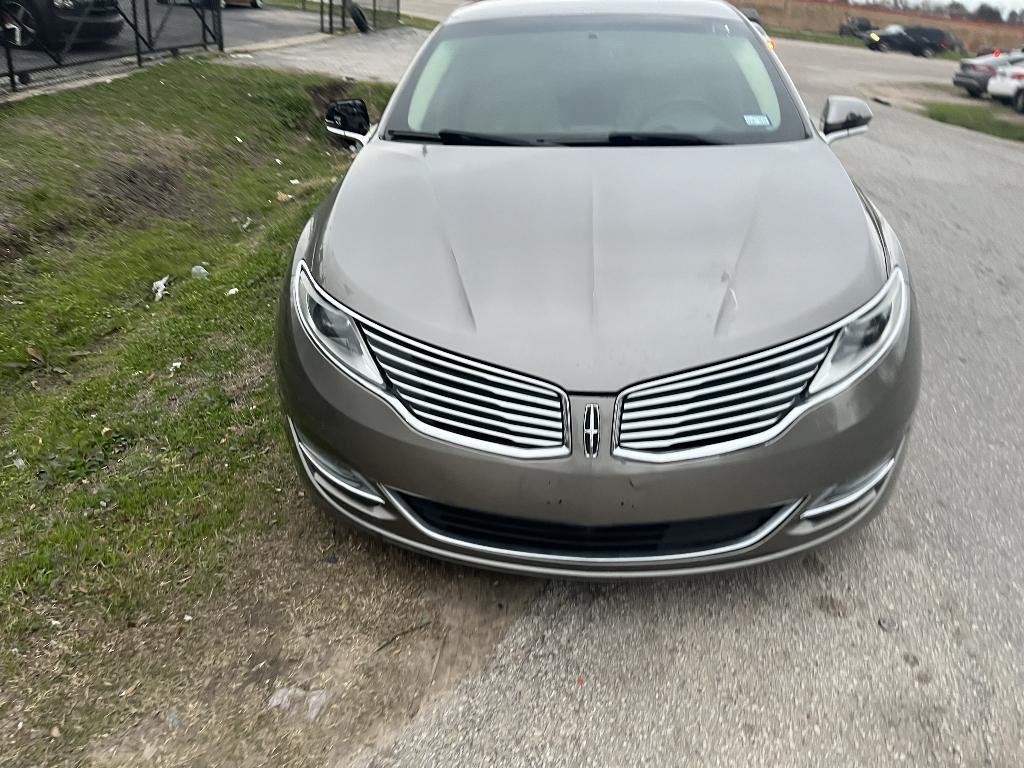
xmin=867 ymin=25 xmax=961 ymax=57
xmin=954 ymin=50 xmax=1024 ymax=97
xmin=1 ymin=0 xmax=122 ymax=49
xmin=838 ymin=16 xmax=873 ymax=38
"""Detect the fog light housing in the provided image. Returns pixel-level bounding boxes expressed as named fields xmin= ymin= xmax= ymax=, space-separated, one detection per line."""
xmin=802 ymin=454 xmax=897 ymax=521
xmin=289 ymin=420 xmax=384 ymax=506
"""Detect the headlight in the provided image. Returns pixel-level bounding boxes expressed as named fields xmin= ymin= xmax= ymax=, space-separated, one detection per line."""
xmin=808 ymin=268 xmax=906 ymax=394
xmin=293 ymin=263 xmax=384 ymax=387
xmin=869 ymin=32 xmax=880 ymax=41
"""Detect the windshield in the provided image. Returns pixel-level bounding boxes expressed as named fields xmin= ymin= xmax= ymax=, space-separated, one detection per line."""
xmin=383 ymin=14 xmax=809 ymax=146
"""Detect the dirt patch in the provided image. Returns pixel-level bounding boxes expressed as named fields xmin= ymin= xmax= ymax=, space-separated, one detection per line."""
xmin=0 ymin=212 xmax=32 ymax=264
xmin=307 ymin=82 xmax=352 ymax=116
xmin=75 ymin=488 xmax=542 ymax=768
xmin=92 ymin=159 xmax=186 ymax=223
xmin=86 ymin=128 xmax=197 ymax=224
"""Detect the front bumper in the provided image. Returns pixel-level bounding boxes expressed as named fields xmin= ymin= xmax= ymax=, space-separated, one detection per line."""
xmin=54 ymin=11 xmax=123 ymax=43
xmin=953 ymin=72 xmax=989 ymax=92
xmin=277 ymin=289 xmax=920 ymax=578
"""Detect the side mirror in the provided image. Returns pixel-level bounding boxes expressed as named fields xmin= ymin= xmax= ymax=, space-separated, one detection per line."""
xmin=325 ymin=99 xmax=370 ymax=146
xmin=820 ymin=96 xmax=873 ymax=144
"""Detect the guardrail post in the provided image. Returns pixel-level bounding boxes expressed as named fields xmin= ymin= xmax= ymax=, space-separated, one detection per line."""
xmin=215 ymin=2 xmax=224 ymax=51
xmin=144 ymin=0 xmax=153 ymax=49
xmin=3 ymin=39 xmax=16 ymax=92
xmin=131 ymin=0 xmax=143 ymax=67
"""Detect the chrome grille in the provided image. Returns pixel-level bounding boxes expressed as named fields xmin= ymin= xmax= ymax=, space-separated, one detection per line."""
xmin=616 ymin=327 xmax=837 ymax=458
xmin=360 ymin=324 xmax=568 ymax=457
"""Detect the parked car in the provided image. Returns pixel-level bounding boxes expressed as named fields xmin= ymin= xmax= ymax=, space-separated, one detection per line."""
xmin=1 ymin=0 xmax=122 ymax=49
xmin=289 ymin=0 xmax=920 ymax=577
xmin=954 ymin=50 xmax=1024 ymax=98
xmin=987 ymin=60 xmax=1024 ymax=112
xmin=839 ymin=16 xmax=873 ymax=38
xmin=867 ymin=25 xmax=960 ymax=57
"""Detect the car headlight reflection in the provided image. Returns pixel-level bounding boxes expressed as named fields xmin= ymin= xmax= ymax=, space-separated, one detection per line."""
xmin=809 ymin=268 xmax=906 ymax=394
xmin=293 ymin=264 xmax=384 ymax=387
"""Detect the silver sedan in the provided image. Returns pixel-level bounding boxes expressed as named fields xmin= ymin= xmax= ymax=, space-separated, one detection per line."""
xmin=276 ymin=0 xmax=920 ymax=577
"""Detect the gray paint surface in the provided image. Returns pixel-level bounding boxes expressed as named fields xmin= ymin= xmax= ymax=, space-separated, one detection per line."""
xmin=314 ymin=130 xmax=884 ymax=392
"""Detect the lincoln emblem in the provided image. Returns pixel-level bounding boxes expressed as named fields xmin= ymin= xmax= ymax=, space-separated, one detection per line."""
xmin=583 ymin=403 xmax=600 ymax=458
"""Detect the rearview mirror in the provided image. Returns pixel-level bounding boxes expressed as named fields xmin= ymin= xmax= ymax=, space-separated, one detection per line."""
xmin=325 ymin=99 xmax=371 ymax=146
xmin=820 ymin=96 xmax=873 ymax=144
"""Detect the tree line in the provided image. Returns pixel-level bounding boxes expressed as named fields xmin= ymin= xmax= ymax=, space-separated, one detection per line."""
xmin=879 ymin=0 xmax=1024 ymax=24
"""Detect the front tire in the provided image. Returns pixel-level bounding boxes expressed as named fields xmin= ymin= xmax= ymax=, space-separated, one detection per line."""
xmin=921 ymin=48 xmax=934 ymax=58
xmin=1013 ymin=89 xmax=1024 ymax=114
xmin=250 ymin=0 xmax=262 ymax=7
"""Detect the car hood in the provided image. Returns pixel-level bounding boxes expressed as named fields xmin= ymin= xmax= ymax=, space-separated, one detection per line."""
xmin=308 ymin=139 xmax=885 ymax=392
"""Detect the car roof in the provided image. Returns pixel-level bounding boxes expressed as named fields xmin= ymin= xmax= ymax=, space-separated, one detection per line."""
xmin=447 ymin=0 xmax=743 ymax=24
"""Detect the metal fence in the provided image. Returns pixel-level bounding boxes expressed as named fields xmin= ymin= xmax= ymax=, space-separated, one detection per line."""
xmin=2 ymin=0 xmax=402 ymax=93
xmin=2 ymin=0 xmax=223 ymax=91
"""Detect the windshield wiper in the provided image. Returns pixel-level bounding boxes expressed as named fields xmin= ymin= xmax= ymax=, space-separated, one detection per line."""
xmin=385 ymin=130 xmax=444 ymax=143
xmin=597 ymin=132 xmax=725 ymax=146
xmin=438 ymin=130 xmax=536 ymax=146
xmin=385 ymin=129 xmax=548 ymax=146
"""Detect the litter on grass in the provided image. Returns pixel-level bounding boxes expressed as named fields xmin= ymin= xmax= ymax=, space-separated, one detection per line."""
xmin=152 ymin=276 xmax=170 ymax=302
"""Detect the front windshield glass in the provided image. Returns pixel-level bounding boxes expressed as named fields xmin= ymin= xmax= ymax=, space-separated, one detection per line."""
xmin=384 ymin=14 xmax=809 ymax=146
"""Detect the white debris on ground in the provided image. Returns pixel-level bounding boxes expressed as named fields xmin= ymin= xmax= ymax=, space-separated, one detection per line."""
xmin=191 ymin=265 xmax=210 ymax=280
xmin=267 ymin=687 xmax=330 ymax=722
xmin=151 ymin=276 xmax=170 ymax=302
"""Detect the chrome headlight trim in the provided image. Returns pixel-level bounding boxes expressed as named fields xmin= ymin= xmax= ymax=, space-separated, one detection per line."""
xmin=290 ymin=262 xmax=571 ymax=460
xmin=293 ymin=262 xmax=385 ymax=388
xmin=808 ymin=267 xmax=907 ymax=395
xmin=612 ymin=268 xmax=909 ymax=464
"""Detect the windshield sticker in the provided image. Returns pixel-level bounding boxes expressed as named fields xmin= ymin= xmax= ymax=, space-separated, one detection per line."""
xmin=743 ymin=114 xmax=772 ymax=127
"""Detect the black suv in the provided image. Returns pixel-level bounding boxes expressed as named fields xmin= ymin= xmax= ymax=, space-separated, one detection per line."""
xmin=1 ymin=0 xmax=123 ymax=50
xmin=866 ymin=25 xmax=963 ymax=57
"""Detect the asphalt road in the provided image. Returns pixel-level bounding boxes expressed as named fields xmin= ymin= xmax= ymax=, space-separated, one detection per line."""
xmin=348 ymin=37 xmax=1024 ymax=768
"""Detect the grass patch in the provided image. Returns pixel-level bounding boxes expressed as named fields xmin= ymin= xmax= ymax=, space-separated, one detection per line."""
xmin=925 ymin=101 xmax=1024 ymax=142
xmin=400 ymin=14 xmax=439 ymax=31
xmin=767 ymin=26 xmax=865 ymax=47
xmin=0 ymin=59 xmax=394 ymax=760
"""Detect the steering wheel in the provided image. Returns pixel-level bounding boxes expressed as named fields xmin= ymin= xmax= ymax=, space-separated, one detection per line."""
xmin=636 ymin=97 xmax=721 ymax=133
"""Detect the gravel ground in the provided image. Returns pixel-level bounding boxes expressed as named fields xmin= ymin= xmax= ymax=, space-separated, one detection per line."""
xmin=343 ymin=39 xmax=1024 ymax=767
